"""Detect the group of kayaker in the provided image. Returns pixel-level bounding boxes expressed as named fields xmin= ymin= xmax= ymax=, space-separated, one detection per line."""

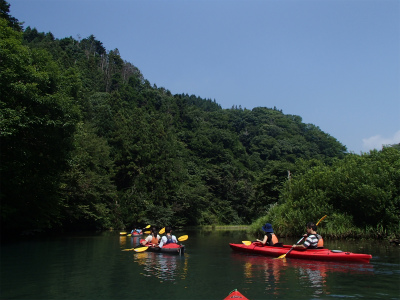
xmin=140 ymin=226 xmax=178 ymax=249
xmin=257 ymin=222 xmax=324 ymax=249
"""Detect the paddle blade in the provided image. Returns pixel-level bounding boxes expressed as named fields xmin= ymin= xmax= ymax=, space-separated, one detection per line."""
xmin=276 ymin=253 xmax=287 ymax=259
xmin=242 ymin=241 xmax=252 ymax=246
xmin=159 ymin=227 xmax=165 ymax=234
xmin=119 ymin=232 xmax=127 ymax=235
xmin=134 ymin=247 xmax=148 ymax=253
xmin=122 ymin=248 xmax=135 ymax=251
xmin=144 ymin=231 xmax=151 ymax=234
xmin=144 ymin=225 xmax=151 ymax=229
xmin=126 ymin=234 xmax=131 ymax=237
xmin=178 ymin=235 xmax=188 ymax=242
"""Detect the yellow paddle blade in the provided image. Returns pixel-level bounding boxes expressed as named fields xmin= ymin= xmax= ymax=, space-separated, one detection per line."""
xmin=120 ymin=232 xmax=127 ymax=235
xmin=276 ymin=253 xmax=287 ymax=259
xmin=316 ymin=215 xmax=328 ymax=226
xmin=159 ymin=227 xmax=165 ymax=234
xmin=126 ymin=234 xmax=131 ymax=237
xmin=178 ymin=235 xmax=188 ymax=242
xmin=144 ymin=225 xmax=151 ymax=229
xmin=144 ymin=231 xmax=151 ymax=234
xmin=134 ymin=247 xmax=148 ymax=253
xmin=242 ymin=241 xmax=252 ymax=246
xmin=121 ymin=248 xmax=135 ymax=251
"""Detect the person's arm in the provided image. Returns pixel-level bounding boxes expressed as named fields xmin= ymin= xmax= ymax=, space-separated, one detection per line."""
xmin=293 ymin=235 xmax=310 ymax=249
xmin=172 ymin=235 xmax=178 ymax=243
xmin=141 ymin=236 xmax=150 ymax=245
xmin=159 ymin=236 xmax=166 ymax=248
xmin=257 ymin=235 xmax=268 ymax=245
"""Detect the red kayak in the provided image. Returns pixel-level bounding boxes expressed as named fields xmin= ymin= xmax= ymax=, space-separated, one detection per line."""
xmin=230 ymin=242 xmax=372 ymax=263
xmin=224 ymin=289 xmax=248 ymax=300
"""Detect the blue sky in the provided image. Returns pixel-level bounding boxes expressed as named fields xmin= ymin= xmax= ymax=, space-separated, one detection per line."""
xmin=8 ymin=0 xmax=400 ymax=154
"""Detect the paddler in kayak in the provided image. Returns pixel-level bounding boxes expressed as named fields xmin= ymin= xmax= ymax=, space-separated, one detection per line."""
xmin=292 ymin=222 xmax=324 ymax=249
xmin=141 ymin=227 xmax=160 ymax=246
xmin=257 ymin=223 xmax=279 ymax=246
xmin=159 ymin=226 xmax=178 ymax=248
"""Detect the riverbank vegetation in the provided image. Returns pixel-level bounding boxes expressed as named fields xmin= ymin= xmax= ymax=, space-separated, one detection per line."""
xmin=1 ymin=1 xmax=398 ymax=239
xmin=249 ymin=146 xmax=400 ymax=240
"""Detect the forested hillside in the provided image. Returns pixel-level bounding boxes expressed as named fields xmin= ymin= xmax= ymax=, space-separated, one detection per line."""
xmin=2 ymin=2 xmax=397 ymax=238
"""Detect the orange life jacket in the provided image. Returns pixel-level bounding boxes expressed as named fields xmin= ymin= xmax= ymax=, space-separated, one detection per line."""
xmin=151 ymin=236 xmax=158 ymax=244
xmin=270 ymin=233 xmax=279 ymax=245
xmin=317 ymin=235 xmax=324 ymax=248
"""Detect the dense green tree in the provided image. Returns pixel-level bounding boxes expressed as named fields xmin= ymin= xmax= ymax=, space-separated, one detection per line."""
xmin=0 ymin=18 xmax=80 ymax=231
xmin=59 ymin=123 xmax=118 ymax=230
xmin=254 ymin=147 xmax=400 ymax=238
xmin=0 ymin=0 xmax=22 ymax=31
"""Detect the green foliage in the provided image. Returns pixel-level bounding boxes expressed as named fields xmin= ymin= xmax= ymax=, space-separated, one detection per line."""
xmin=0 ymin=0 xmax=22 ymax=31
xmin=0 ymin=18 xmax=80 ymax=230
xmin=254 ymin=147 xmax=400 ymax=238
xmin=59 ymin=123 xmax=117 ymax=230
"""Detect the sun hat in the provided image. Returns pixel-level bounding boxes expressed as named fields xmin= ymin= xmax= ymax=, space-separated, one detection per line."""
xmin=262 ymin=223 xmax=274 ymax=233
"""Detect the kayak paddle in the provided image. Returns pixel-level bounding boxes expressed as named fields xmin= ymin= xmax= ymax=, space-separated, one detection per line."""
xmin=119 ymin=232 xmax=127 ymax=235
xmin=276 ymin=215 xmax=328 ymax=259
xmin=134 ymin=246 xmax=149 ymax=252
xmin=178 ymin=235 xmax=188 ymax=242
xmin=242 ymin=241 xmax=253 ymax=246
xmin=159 ymin=227 xmax=165 ymax=234
xmin=276 ymin=236 xmax=305 ymax=259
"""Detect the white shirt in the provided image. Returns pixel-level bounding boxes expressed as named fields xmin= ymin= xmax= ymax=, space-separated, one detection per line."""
xmin=158 ymin=234 xmax=177 ymax=248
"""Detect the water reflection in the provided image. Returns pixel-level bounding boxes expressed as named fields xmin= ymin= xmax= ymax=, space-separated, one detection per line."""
xmin=120 ymin=235 xmax=141 ymax=248
xmin=119 ymin=235 xmax=127 ymax=247
xmin=133 ymin=252 xmax=188 ymax=282
xmin=237 ymin=253 xmax=288 ymax=294
xmin=231 ymin=252 xmax=374 ymax=296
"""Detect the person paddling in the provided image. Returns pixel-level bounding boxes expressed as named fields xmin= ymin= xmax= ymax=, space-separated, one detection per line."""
xmin=257 ymin=223 xmax=279 ymax=246
xmin=159 ymin=226 xmax=178 ymax=248
xmin=141 ymin=227 xmax=160 ymax=246
xmin=292 ymin=222 xmax=324 ymax=249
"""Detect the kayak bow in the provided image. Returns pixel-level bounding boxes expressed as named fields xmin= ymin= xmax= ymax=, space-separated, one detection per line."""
xmin=224 ymin=289 xmax=249 ymax=300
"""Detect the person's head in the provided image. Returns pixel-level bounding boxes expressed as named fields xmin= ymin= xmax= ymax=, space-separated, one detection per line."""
xmin=165 ymin=226 xmax=172 ymax=234
xmin=151 ymin=227 xmax=157 ymax=236
xmin=261 ymin=223 xmax=274 ymax=233
xmin=306 ymin=222 xmax=317 ymax=232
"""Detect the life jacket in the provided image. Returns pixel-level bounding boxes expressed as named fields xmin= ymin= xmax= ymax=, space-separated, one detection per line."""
xmin=151 ymin=236 xmax=158 ymax=244
xmin=264 ymin=233 xmax=279 ymax=246
xmin=165 ymin=234 xmax=176 ymax=244
xmin=317 ymin=234 xmax=324 ymax=248
xmin=271 ymin=233 xmax=279 ymax=245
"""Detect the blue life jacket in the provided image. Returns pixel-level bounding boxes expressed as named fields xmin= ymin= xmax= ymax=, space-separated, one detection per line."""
xmin=165 ymin=235 xmax=174 ymax=244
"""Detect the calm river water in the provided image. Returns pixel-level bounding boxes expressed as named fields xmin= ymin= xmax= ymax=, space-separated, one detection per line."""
xmin=1 ymin=229 xmax=399 ymax=300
